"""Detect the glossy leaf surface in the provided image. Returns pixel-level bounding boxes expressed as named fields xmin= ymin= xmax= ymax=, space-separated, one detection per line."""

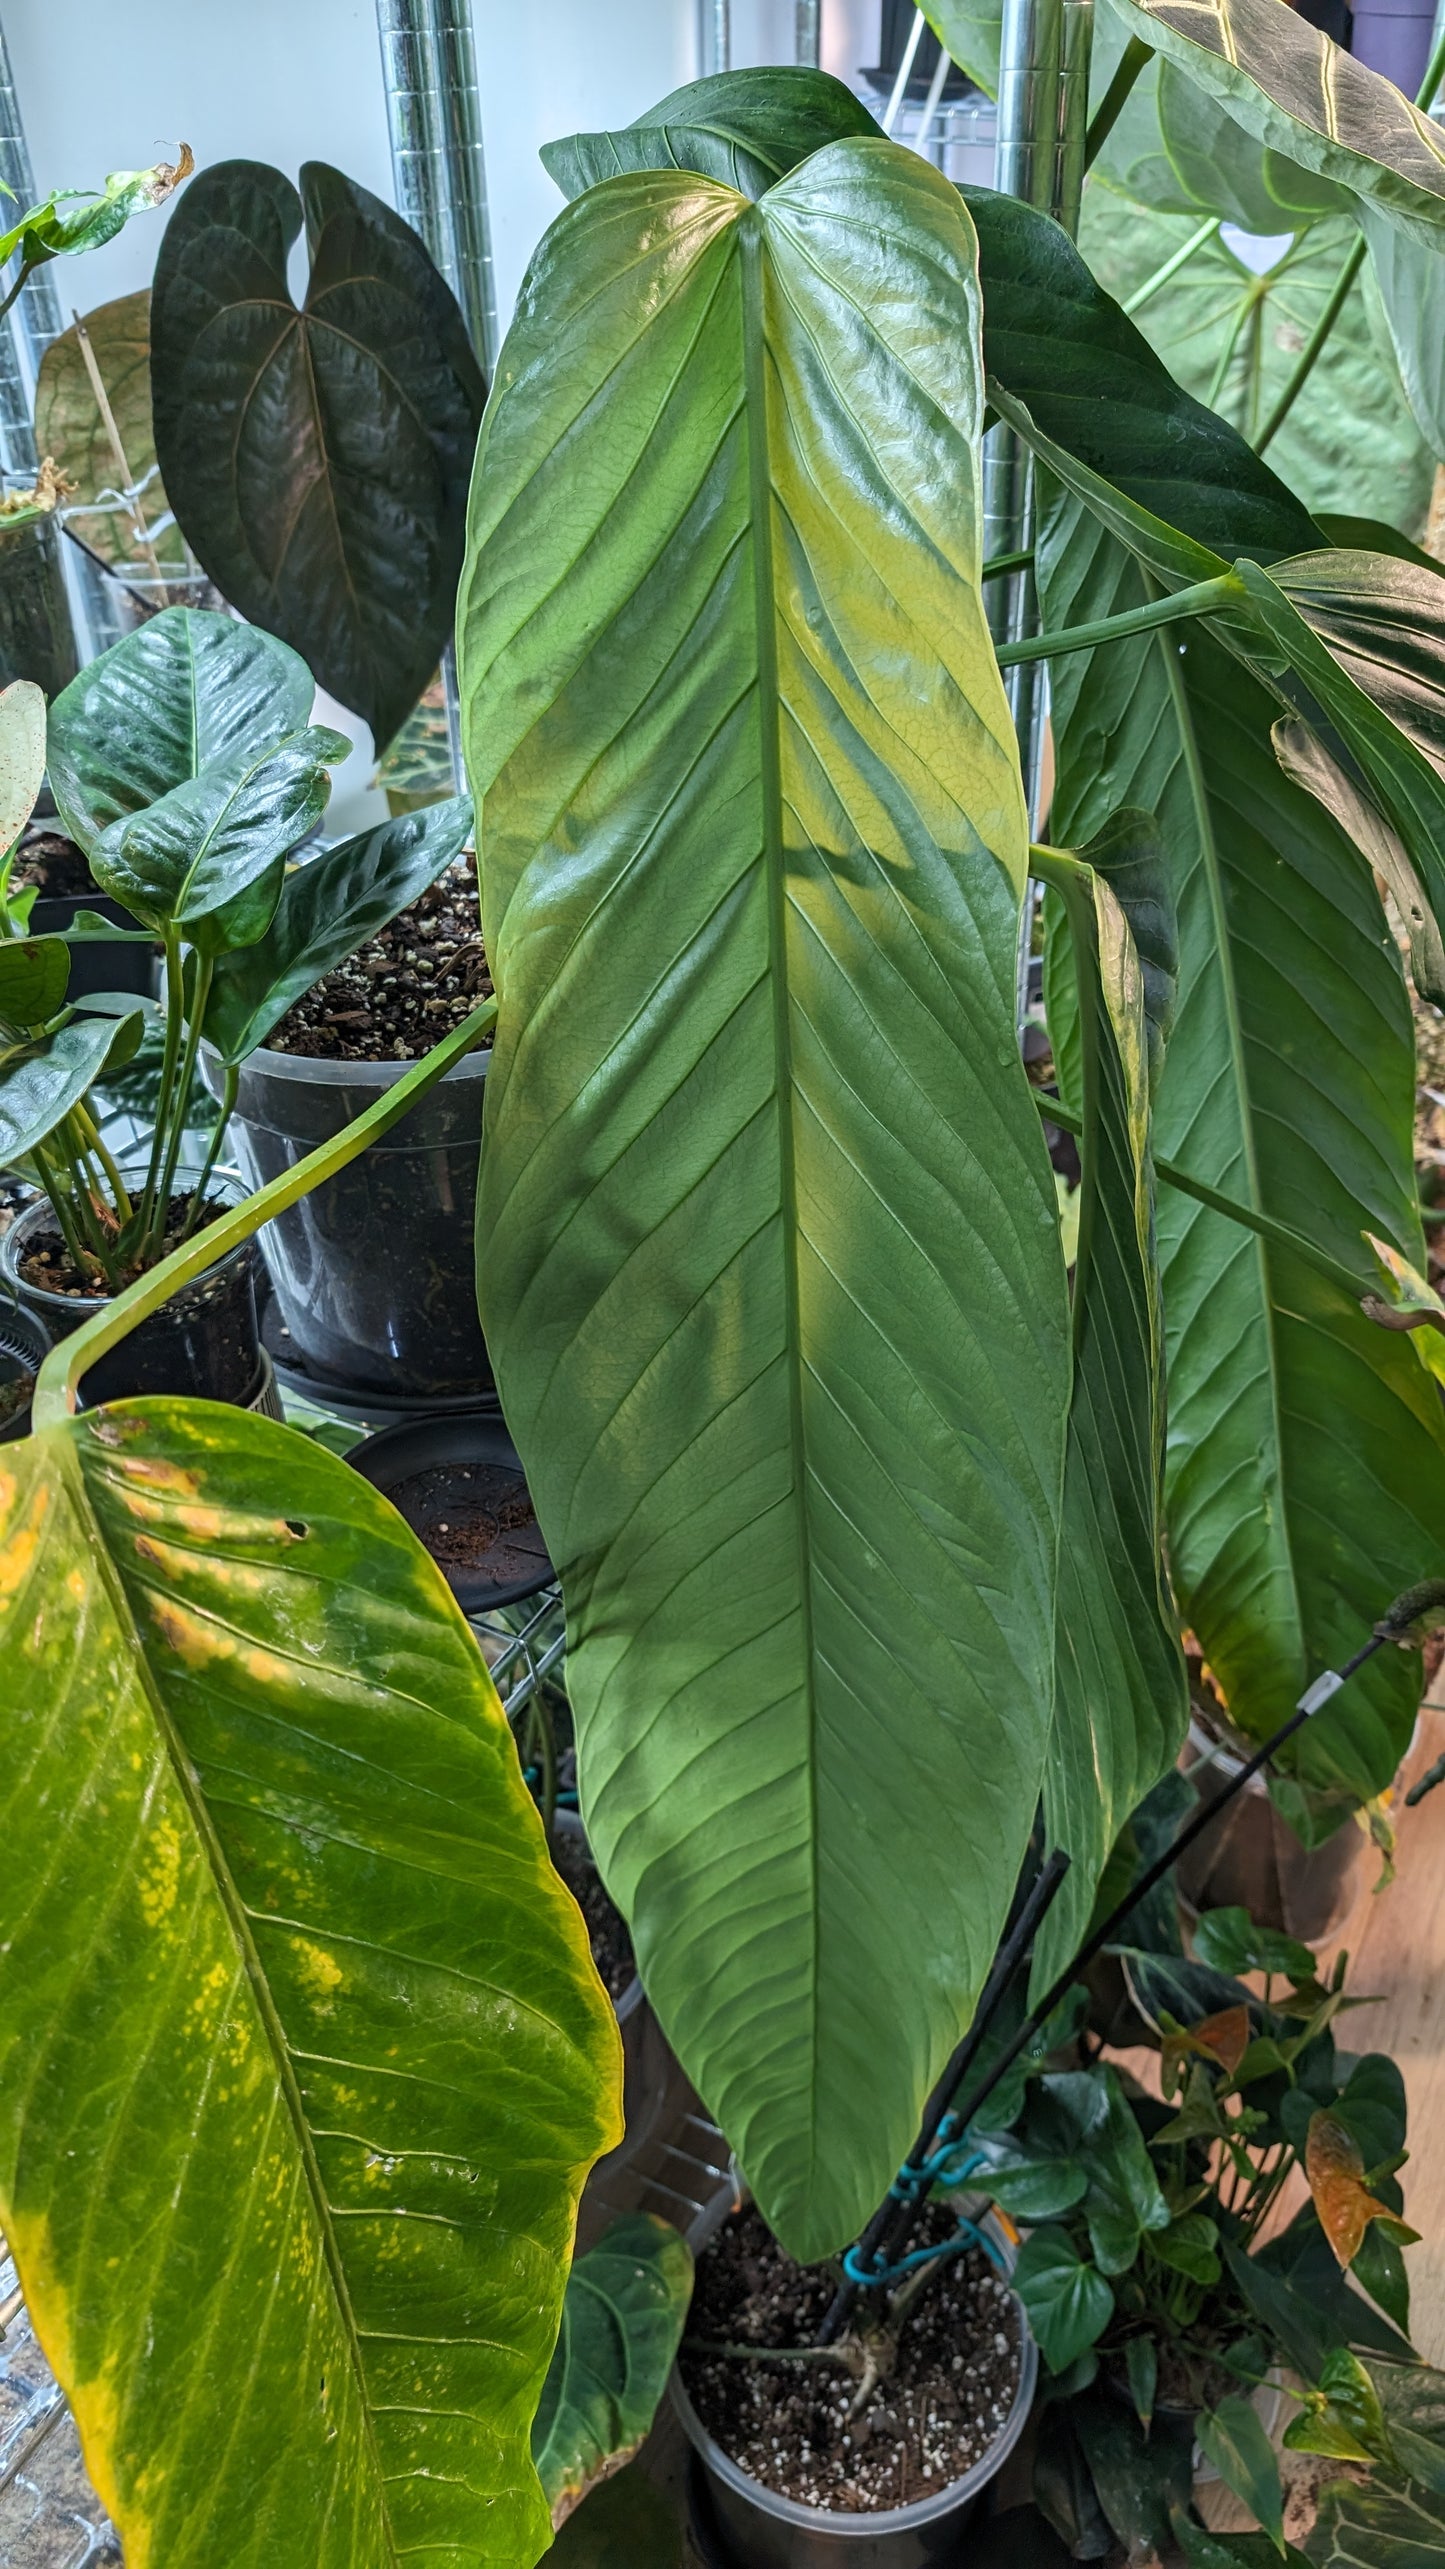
xmin=151 ymin=160 xmax=486 ymax=748
xmin=91 ymin=724 xmax=348 ymax=939
xmin=0 ymin=152 xmax=190 ymax=271
xmin=542 ymin=68 xmax=880 ymax=202
xmin=1012 ymin=2227 xmax=1115 ymax=2371
xmin=1195 ymin=2398 xmax=1286 ymax=2550
xmin=460 ymin=143 xmax=1070 ymax=2258
xmin=0 ymin=1402 xmax=621 ymax=2569
xmin=532 ymin=2215 xmax=693 ymax=2526
xmin=1106 ymin=0 xmax=1445 ymax=249
xmin=47 ymin=605 xmax=314 ymax=852
xmin=1311 ymin=2475 xmax=1445 ymax=2562
xmin=1033 ymin=824 xmax=1186 ymax=1988
xmin=0 ymin=1010 xmax=142 ymax=1159
xmin=34 ymin=292 xmax=186 ymax=575
xmin=205 ymin=795 xmax=474 ymax=1064
xmin=1041 ymin=495 xmax=1445 ymax=1793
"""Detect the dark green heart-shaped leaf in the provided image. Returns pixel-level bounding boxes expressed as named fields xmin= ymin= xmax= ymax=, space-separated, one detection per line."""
xmin=461 ymin=143 xmax=1071 ymax=2260
xmin=1013 ymin=2227 xmax=1116 ymax=2372
xmin=0 ymin=1009 xmax=142 ymax=1160
xmin=532 ymin=2214 xmax=693 ymax=2527
xmin=1192 ymin=1908 xmax=1316 ymax=1985
xmin=0 ymin=1401 xmax=621 ymax=2569
xmin=204 ymin=794 xmax=473 ymax=1064
xmin=91 ymin=724 xmax=348 ymax=940
xmin=1152 ymin=2210 xmax=1222 ymax=2283
xmin=1107 ymin=0 xmax=1445 ymax=248
xmin=1196 ymin=2396 xmax=1286 ymax=2550
xmin=0 ymin=932 xmax=69 ymax=1026
xmin=1032 ymin=823 xmax=1187 ymax=1988
xmin=48 ymin=604 xmax=315 ymax=852
xmin=1041 ymin=496 xmax=1445 ymax=1787
xmin=151 ymin=160 xmax=487 ymax=748
xmin=542 ymin=67 xmax=880 ymax=202
xmin=1311 ymin=2474 xmax=1445 ymax=2564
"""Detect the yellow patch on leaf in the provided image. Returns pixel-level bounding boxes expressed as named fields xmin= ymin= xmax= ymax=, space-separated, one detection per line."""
xmin=1306 ymin=2111 xmax=1419 ymax=2267
xmin=0 ymin=1471 xmax=46 ymax=1601
xmin=1 ymin=2203 xmax=151 ymax=2567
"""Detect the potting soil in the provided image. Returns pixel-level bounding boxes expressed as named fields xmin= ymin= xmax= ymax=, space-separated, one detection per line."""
xmin=267 ymin=859 xmax=492 ymax=1060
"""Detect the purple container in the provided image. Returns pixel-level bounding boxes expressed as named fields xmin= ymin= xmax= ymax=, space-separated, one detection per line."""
xmin=1350 ymin=0 xmax=1435 ymax=94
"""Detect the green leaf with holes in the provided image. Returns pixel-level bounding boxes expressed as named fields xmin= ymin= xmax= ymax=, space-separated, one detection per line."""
xmin=532 ymin=2215 xmax=693 ymax=2527
xmin=459 ymin=142 xmax=1070 ymax=2260
xmin=0 ymin=1402 xmax=622 ymax=2569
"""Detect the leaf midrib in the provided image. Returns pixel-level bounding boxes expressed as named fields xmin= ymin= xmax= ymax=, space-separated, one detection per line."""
xmin=70 ymin=1425 xmax=398 ymax=2557
xmin=738 ymin=207 xmax=821 ymax=2164
xmin=1157 ymin=622 xmax=1306 ymax=1667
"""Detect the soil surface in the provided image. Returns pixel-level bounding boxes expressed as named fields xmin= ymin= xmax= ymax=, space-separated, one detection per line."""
xmin=551 ymin=1828 xmax=637 ymax=2004
xmin=388 ymin=1459 xmax=550 ymax=1592
xmin=680 ymin=2203 xmax=1022 ymax=2515
xmin=10 ymin=829 xmax=95 ymax=901
xmin=19 ymin=1191 xmax=228 ymax=1299
xmin=267 ymin=858 xmax=491 ymax=1061
xmin=0 ymin=1363 xmax=33 ymax=1427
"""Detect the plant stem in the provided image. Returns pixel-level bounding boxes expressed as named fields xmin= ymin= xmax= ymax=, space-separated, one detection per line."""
xmin=1124 ymin=215 xmax=1222 ymax=317
xmin=177 ymin=1059 xmax=237 ymax=1245
xmin=30 ymin=1137 xmax=96 ymax=1284
xmin=1206 ymin=283 xmax=1259 ymax=415
xmin=683 ymin=2338 xmax=853 ymax=2369
xmin=0 ymin=256 xmax=35 ymax=323
xmin=138 ymin=928 xmax=185 ymax=1250
xmin=1253 ymin=234 xmax=1366 ymax=456
xmin=1038 ymin=1091 xmax=1367 ymax=1300
xmin=983 ymin=546 xmax=1035 ymax=583
xmin=72 ymin=1104 xmax=132 ymax=1225
xmin=152 ymin=950 xmax=213 ymax=1237
xmin=1085 ymin=37 xmax=1152 ymax=168
xmin=32 ymin=998 xmax=498 ymax=1429
xmin=994 ymin=574 xmax=1237 ymax=668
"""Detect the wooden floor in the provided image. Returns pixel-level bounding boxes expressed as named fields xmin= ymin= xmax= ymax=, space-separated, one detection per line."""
xmin=1330 ymin=1676 xmax=1445 ymax=2363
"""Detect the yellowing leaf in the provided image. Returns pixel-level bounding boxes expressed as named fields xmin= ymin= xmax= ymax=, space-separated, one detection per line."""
xmin=1307 ymin=2111 xmax=1420 ymax=2268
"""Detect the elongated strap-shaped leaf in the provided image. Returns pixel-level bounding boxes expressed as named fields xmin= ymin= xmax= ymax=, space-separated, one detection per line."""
xmin=47 ymin=604 xmax=315 ymax=852
xmin=542 ymin=68 xmax=880 ymax=203
xmin=204 ymin=795 xmax=475 ymax=1066
xmin=1108 ymin=0 xmax=1445 ymax=248
xmin=151 ymin=161 xmax=487 ymax=750
xmin=460 ymin=142 xmax=1070 ymax=2260
xmin=1041 ymin=494 xmax=1445 ymax=1802
xmin=1033 ymin=824 xmax=1186 ymax=1990
xmin=532 ymin=2215 xmax=693 ymax=2526
xmin=0 ymin=1403 xmax=621 ymax=2569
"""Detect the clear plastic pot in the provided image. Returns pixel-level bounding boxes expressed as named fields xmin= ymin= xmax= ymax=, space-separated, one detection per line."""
xmin=0 ymin=1167 xmax=261 ymax=1408
xmin=673 ymin=2199 xmax=1037 ymax=2569
xmin=206 ymin=1041 xmax=492 ymax=1401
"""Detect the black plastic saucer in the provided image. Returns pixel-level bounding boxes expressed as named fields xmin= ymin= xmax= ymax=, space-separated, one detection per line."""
xmin=347 ymin=1411 xmax=554 ymax=1613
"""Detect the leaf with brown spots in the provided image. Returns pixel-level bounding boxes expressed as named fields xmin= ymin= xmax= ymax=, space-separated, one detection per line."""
xmin=1307 ymin=2111 xmax=1420 ymax=2268
xmin=0 ymin=1401 xmax=622 ymax=2569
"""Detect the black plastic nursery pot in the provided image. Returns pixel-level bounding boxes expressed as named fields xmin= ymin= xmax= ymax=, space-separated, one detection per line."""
xmin=28 ymin=892 xmax=156 ymax=1002
xmin=0 ymin=1170 xmax=262 ymax=1409
xmin=346 ymin=1409 xmax=553 ymax=1612
xmin=672 ymin=2198 xmax=1037 ymax=2569
xmin=0 ymin=1298 xmax=49 ymax=1443
xmin=207 ymin=1041 xmax=493 ymax=1402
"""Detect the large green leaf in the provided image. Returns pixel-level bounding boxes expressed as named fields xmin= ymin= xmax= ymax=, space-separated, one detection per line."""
xmin=1106 ymin=0 xmax=1445 ymax=250
xmin=151 ymin=160 xmax=487 ymax=749
xmin=1090 ymin=5 xmax=1349 ymax=228
xmin=1078 ymin=189 xmax=1434 ymax=538
xmin=961 ymin=184 xmax=1319 ymax=564
xmin=0 ymin=1008 xmax=145 ymax=1160
xmin=920 ymin=0 xmax=1004 ymax=98
xmin=1309 ymin=2477 xmax=1445 ymax=2564
xmin=34 ymin=292 xmax=186 ymax=576
xmin=47 ymin=605 xmax=315 ymax=853
xmin=1360 ymin=215 xmax=1445 ymax=462
xmin=1041 ymin=494 xmax=1445 ymax=1799
xmin=1032 ymin=823 xmax=1187 ymax=1988
xmin=1196 ymin=2397 xmax=1286 ymax=2550
xmin=532 ymin=2215 xmax=693 ymax=2526
xmin=542 ymin=68 xmax=880 ymax=203
xmin=0 ymin=1401 xmax=621 ymax=2569
xmin=204 ymin=795 xmax=474 ymax=1065
xmin=459 ymin=143 xmax=1071 ymax=2259
xmin=90 ymin=724 xmax=349 ymax=942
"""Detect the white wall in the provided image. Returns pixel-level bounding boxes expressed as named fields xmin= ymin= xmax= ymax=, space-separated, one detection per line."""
xmin=5 ymin=1 xmax=881 ymax=341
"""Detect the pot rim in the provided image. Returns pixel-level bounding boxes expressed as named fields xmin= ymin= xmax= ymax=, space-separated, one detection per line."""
xmin=0 ymin=1164 xmax=254 ymax=1315
xmin=669 ymin=2202 xmax=1037 ymax=2537
xmin=201 ymin=1034 xmax=489 ymax=1095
